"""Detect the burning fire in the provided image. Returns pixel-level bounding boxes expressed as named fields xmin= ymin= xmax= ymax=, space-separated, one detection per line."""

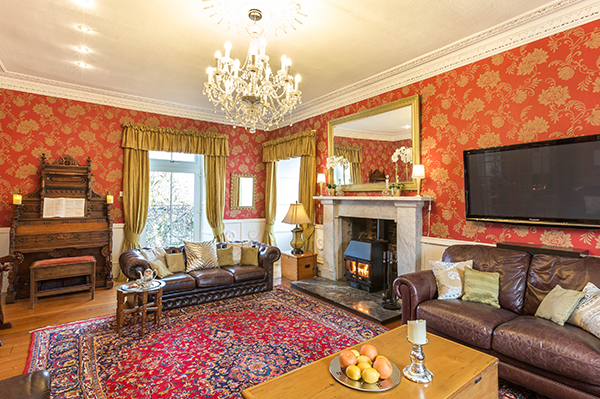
xmin=346 ymin=260 xmax=357 ymax=274
xmin=358 ymin=263 xmax=370 ymax=277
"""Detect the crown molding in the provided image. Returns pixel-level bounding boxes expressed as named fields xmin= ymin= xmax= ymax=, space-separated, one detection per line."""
xmin=0 ymin=71 xmax=229 ymax=124
xmin=292 ymin=0 xmax=600 ymax=122
xmin=0 ymin=0 xmax=598 ymax=125
xmin=334 ymin=129 xmax=410 ymax=142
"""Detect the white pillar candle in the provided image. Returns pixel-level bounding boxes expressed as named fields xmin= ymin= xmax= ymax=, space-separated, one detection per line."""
xmin=407 ymin=319 xmax=427 ymax=344
xmin=13 ymin=194 xmax=22 ymax=205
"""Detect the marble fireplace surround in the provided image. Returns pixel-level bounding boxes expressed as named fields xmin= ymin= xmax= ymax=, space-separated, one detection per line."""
xmin=318 ymin=196 xmax=434 ymax=281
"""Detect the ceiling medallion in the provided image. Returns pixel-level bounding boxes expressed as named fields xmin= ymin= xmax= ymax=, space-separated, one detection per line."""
xmin=203 ymin=7 xmax=303 ymax=133
xmin=202 ymin=0 xmax=305 ymax=36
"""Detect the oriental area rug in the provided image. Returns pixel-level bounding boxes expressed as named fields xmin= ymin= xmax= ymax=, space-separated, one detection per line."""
xmin=26 ymin=286 xmax=545 ymax=399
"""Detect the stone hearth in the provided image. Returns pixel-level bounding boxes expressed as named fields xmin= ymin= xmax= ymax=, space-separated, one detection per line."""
xmin=319 ymin=196 xmax=433 ymax=281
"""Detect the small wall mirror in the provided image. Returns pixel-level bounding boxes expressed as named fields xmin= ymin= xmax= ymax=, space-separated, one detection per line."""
xmin=230 ymin=173 xmax=256 ymax=210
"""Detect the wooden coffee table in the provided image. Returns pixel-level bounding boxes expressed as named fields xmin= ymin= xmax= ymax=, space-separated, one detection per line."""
xmin=242 ymin=325 xmax=498 ymax=399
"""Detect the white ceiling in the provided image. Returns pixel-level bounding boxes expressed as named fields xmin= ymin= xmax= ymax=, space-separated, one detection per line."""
xmin=0 ymin=0 xmax=596 ymax=124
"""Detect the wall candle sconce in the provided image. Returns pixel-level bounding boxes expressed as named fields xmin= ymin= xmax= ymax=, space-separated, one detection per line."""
xmin=12 ymin=190 xmax=22 ymax=205
xmin=106 ymin=193 xmax=114 ymax=204
xmin=412 ymin=165 xmax=425 ymax=197
xmin=317 ymin=173 xmax=326 ymax=196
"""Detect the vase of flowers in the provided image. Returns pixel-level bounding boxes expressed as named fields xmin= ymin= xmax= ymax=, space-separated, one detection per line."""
xmin=326 ymin=183 xmax=337 ymax=196
xmin=392 ymin=146 xmax=413 ymax=182
xmin=389 ymin=182 xmax=403 ymax=196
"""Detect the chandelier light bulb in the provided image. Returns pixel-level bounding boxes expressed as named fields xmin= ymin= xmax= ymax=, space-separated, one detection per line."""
xmin=294 ymin=74 xmax=301 ymax=91
xmin=233 ymin=59 xmax=240 ymax=77
xmin=76 ymin=45 xmax=90 ymax=53
xmin=76 ymin=24 xmax=91 ymax=33
xmin=224 ymin=41 xmax=232 ymax=58
xmin=215 ymin=50 xmax=222 ymax=60
xmin=280 ymin=55 xmax=287 ymax=72
xmin=259 ymin=37 xmax=267 ymax=56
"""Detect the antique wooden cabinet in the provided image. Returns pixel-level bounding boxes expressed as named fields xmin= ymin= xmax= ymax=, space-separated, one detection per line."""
xmin=7 ymin=154 xmax=113 ymax=302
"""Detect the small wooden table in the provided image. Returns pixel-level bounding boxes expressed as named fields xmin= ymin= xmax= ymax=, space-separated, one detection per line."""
xmin=116 ymin=280 xmax=165 ymax=338
xmin=281 ymin=251 xmax=317 ymax=281
xmin=242 ymin=325 xmax=498 ymax=399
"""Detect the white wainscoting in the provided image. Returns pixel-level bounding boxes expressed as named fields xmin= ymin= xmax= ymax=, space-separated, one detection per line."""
xmin=200 ymin=218 xmax=266 ymax=243
xmin=419 ymin=236 xmax=494 ymax=270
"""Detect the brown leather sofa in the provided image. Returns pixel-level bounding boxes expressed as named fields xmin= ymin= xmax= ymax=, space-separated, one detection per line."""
xmin=119 ymin=241 xmax=280 ymax=310
xmin=394 ymin=244 xmax=600 ymax=399
xmin=0 ymin=370 xmax=50 ymax=399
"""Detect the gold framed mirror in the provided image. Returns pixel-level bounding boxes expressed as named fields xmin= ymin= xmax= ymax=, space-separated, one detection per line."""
xmin=230 ymin=173 xmax=256 ymax=210
xmin=327 ymin=94 xmax=421 ymax=191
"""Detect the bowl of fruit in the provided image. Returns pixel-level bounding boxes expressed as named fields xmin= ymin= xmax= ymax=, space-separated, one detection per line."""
xmin=329 ymin=344 xmax=401 ymax=392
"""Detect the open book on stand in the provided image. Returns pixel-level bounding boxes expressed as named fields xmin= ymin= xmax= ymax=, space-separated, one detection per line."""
xmin=43 ymin=197 xmax=86 ymax=218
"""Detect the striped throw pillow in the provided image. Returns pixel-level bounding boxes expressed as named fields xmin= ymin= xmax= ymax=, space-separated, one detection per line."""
xmin=184 ymin=240 xmax=219 ymax=272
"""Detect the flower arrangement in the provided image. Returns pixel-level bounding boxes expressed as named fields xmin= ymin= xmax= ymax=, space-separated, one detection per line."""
xmin=326 ymin=182 xmax=337 ymax=189
xmin=389 ymin=182 xmax=403 ymax=190
xmin=391 ymin=146 xmax=412 ymax=164
xmin=326 ymin=155 xmax=349 ymax=170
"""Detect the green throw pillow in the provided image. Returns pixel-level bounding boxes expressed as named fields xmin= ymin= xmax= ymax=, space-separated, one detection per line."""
xmin=217 ymin=246 xmax=235 ymax=266
xmin=150 ymin=259 xmax=173 ymax=279
xmin=165 ymin=252 xmax=185 ymax=273
xmin=240 ymin=246 xmax=259 ymax=267
xmin=535 ymin=285 xmax=585 ymax=326
xmin=461 ymin=267 xmax=501 ymax=308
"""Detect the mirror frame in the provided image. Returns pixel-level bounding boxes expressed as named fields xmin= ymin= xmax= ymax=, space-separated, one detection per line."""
xmin=327 ymin=94 xmax=421 ymax=192
xmin=230 ymin=173 xmax=256 ymax=210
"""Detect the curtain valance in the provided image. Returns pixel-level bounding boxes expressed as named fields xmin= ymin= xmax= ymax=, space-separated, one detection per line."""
xmin=122 ymin=122 xmax=229 ymax=157
xmin=262 ymin=130 xmax=316 ymax=162
xmin=334 ymin=144 xmax=362 ymax=163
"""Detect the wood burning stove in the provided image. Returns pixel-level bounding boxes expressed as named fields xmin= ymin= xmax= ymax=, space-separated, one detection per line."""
xmin=343 ymin=240 xmax=385 ymax=293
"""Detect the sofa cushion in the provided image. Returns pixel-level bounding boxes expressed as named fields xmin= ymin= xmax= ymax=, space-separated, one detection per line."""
xmin=492 ymin=315 xmax=600 ymax=385
xmin=417 ymin=299 xmax=518 ymax=349
xmin=221 ymin=265 xmax=265 ymax=282
xmin=165 ymin=252 xmax=185 ymax=273
xmin=568 ymin=282 xmax=600 ymax=339
xmin=189 ymin=268 xmax=235 ymax=288
xmin=535 ymin=285 xmax=584 ymax=326
xmin=217 ymin=246 xmax=235 ymax=266
xmin=161 ymin=273 xmax=197 ymax=293
xmin=429 ymin=260 xmax=473 ymax=299
xmin=241 ymin=247 xmax=259 ymax=267
xmin=462 ymin=267 xmax=500 ymax=308
xmin=184 ymin=240 xmax=219 ymax=272
xmin=442 ymin=245 xmax=531 ymax=314
xmin=523 ymin=254 xmax=600 ymax=315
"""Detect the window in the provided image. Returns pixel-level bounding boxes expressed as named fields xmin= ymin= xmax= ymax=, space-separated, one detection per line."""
xmin=142 ymin=151 xmax=205 ymax=247
xmin=274 ymin=157 xmax=301 ymax=252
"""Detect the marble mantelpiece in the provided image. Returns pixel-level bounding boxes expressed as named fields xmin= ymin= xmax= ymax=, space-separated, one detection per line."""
xmin=316 ymin=196 xmax=434 ymax=281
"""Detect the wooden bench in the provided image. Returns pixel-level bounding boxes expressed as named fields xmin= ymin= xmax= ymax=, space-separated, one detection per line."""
xmin=30 ymin=256 xmax=96 ymax=309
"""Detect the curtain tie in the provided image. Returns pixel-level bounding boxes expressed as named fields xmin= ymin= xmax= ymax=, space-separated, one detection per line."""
xmin=212 ymin=224 xmax=225 ymax=237
xmin=124 ymin=227 xmax=141 ymax=244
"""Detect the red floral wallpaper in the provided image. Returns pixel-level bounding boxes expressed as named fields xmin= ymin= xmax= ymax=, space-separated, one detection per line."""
xmin=334 ymin=136 xmax=412 ymax=183
xmin=0 ymin=90 xmax=267 ymax=225
xmin=272 ymin=19 xmax=600 ymax=255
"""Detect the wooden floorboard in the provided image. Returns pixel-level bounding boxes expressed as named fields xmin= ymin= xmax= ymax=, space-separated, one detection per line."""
xmin=0 ymin=276 xmax=401 ymax=380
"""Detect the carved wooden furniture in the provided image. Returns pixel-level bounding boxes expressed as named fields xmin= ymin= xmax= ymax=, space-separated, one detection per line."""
xmin=0 ymin=254 xmax=23 ymax=346
xmin=8 ymin=154 xmax=113 ymax=303
xmin=116 ymin=280 xmax=165 ymax=338
xmin=30 ymin=256 xmax=96 ymax=309
xmin=368 ymin=168 xmax=387 ymax=182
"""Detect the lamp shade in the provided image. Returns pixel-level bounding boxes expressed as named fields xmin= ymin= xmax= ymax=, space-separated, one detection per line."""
xmin=317 ymin=173 xmax=326 ymax=184
xmin=282 ymin=202 xmax=312 ymax=225
xmin=412 ymin=164 xmax=425 ymax=179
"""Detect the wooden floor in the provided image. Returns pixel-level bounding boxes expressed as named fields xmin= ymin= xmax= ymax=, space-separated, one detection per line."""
xmin=0 ymin=276 xmax=401 ymax=380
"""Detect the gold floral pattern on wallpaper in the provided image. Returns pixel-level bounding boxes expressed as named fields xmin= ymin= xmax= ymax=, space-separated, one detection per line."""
xmin=0 ymin=91 xmax=267 ymax=225
xmin=273 ymin=21 xmax=600 ymax=255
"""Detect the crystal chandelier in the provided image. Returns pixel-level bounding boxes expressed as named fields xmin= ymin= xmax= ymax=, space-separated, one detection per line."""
xmin=203 ymin=9 xmax=302 ymax=133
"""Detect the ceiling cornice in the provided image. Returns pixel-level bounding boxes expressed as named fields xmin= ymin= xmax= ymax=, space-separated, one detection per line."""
xmin=0 ymin=0 xmax=598 ymax=125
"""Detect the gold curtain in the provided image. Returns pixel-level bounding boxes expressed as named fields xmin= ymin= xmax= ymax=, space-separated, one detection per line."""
xmin=299 ymin=155 xmax=316 ymax=252
xmin=204 ymin=156 xmax=227 ymax=242
xmin=262 ymin=130 xmax=316 ymax=249
xmin=121 ymin=122 xmax=230 ymax=248
xmin=334 ymin=144 xmax=362 ymax=184
xmin=262 ymin=162 xmax=277 ymax=245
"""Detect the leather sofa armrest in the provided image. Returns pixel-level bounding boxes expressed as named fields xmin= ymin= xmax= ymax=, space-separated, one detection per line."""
xmin=0 ymin=370 xmax=51 ymax=399
xmin=119 ymin=249 xmax=152 ymax=280
xmin=393 ymin=270 xmax=437 ymax=325
xmin=252 ymin=241 xmax=281 ymax=290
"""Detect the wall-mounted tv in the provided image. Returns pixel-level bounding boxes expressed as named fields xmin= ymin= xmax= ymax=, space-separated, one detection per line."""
xmin=464 ymin=134 xmax=600 ymax=228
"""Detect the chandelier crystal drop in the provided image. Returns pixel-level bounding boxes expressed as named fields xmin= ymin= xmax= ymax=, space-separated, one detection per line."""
xmin=203 ymin=9 xmax=302 ymax=133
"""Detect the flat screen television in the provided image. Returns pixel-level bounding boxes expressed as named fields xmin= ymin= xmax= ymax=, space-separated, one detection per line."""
xmin=464 ymin=134 xmax=600 ymax=228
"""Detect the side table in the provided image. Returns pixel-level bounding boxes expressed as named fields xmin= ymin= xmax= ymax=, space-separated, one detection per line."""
xmin=116 ymin=280 xmax=165 ymax=338
xmin=281 ymin=251 xmax=317 ymax=281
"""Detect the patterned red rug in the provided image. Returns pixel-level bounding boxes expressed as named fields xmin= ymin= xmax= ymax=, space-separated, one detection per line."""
xmin=26 ymin=286 xmax=546 ymax=399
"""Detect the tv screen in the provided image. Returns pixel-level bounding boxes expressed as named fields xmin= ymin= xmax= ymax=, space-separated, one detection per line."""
xmin=464 ymin=134 xmax=600 ymax=228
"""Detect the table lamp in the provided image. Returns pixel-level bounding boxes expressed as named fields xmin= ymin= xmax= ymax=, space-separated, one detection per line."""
xmin=282 ymin=202 xmax=312 ymax=254
xmin=317 ymin=173 xmax=326 ymax=196
xmin=412 ymin=165 xmax=425 ymax=197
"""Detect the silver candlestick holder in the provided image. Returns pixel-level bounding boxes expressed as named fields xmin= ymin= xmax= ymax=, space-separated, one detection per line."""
xmin=402 ymin=337 xmax=434 ymax=383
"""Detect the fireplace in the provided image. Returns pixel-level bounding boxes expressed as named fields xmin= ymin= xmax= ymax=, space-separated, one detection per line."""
xmin=343 ymin=240 xmax=385 ymax=293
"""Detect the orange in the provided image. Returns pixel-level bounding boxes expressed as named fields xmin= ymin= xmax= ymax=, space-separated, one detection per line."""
xmin=339 ymin=349 xmax=357 ymax=369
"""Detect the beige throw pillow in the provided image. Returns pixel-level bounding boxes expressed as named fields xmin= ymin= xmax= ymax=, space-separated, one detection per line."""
xmin=165 ymin=252 xmax=185 ymax=273
xmin=140 ymin=247 xmax=167 ymax=264
xmin=462 ymin=267 xmax=501 ymax=308
xmin=228 ymin=241 xmax=252 ymax=264
xmin=150 ymin=259 xmax=173 ymax=278
xmin=567 ymin=282 xmax=600 ymax=338
xmin=240 ymin=246 xmax=259 ymax=267
xmin=184 ymin=240 xmax=219 ymax=272
xmin=535 ymin=285 xmax=585 ymax=326
xmin=217 ymin=246 xmax=235 ymax=266
xmin=429 ymin=260 xmax=473 ymax=299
